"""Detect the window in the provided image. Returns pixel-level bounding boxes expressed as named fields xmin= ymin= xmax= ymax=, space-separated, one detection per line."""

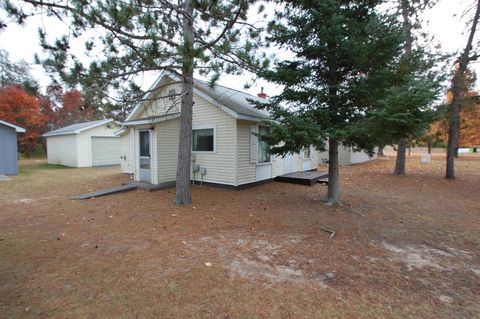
xmin=168 ymin=89 xmax=176 ymax=100
xmin=139 ymin=131 xmax=150 ymax=157
xmin=257 ymin=126 xmax=271 ymax=163
xmin=192 ymin=128 xmax=214 ymax=152
xmin=303 ymin=147 xmax=311 ymax=159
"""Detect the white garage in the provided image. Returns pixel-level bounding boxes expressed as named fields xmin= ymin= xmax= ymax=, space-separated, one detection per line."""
xmin=43 ymin=119 xmax=121 ymax=167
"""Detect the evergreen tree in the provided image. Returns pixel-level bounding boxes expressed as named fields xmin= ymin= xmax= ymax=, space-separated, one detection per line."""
xmin=0 ymin=49 xmax=39 ymax=94
xmin=3 ymin=0 xmax=262 ymax=204
xmin=393 ymin=0 xmax=439 ymax=175
xmin=364 ymin=49 xmax=441 ymax=160
xmin=256 ymin=0 xmax=403 ymax=205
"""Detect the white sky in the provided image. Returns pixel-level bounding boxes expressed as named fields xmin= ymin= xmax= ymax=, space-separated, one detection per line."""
xmin=0 ymin=0 xmax=478 ymax=98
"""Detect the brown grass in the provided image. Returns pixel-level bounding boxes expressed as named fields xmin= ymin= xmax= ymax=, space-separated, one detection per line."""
xmin=0 ymin=154 xmax=479 ymax=318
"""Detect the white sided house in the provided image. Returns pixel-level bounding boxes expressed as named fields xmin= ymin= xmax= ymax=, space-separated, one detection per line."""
xmin=44 ymin=119 xmax=121 ymax=167
xmin=119 ymin=72 xmax=323 ymax=187
xmin=318 ymin=146 xmax=377 ymax=165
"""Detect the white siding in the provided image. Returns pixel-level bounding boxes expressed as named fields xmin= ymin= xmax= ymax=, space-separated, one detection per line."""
xmin=350 ymin=149 xmax=377 ymax=164
xmin=120 ymin=130 xmax=134 ymax=174
xmin=46 ymin=135 xmax=78 ymax=167
xmin=190 ymin=93 xmax=237 ymax=185
xmin=136 ymin=89 xmax=238 ymax=185
xmin=138 ymin=80 xmax=182 ymax=119
xmin=318 ymin=144 xmax=376 ymax=165
xmin=156 ymin=119 xmax=180 ymax=183
xmin=271 ymin=154 xmax=284 ymax=177
xmin=236 ymin=121 xmax=256 ymax=185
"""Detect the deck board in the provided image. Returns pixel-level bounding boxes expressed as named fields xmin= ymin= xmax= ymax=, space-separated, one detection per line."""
xmin=276 ymin=170 xmax=329 ymax=186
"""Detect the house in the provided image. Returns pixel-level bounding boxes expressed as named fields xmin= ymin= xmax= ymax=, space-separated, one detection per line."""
xmin=0 ymin=119 xmax=25 ymax=175
xmin=119 ymin=72 xmax=375 ymax=187
xmin=318 ymin=146 xmax=377 ymax=165
xmin=43 ymin=119 xmax=121 ymax=167
xmin=118 ymin=72 xmax=322 ymax=186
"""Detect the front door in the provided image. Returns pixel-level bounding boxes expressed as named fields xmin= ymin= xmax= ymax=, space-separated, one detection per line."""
xmin=139 ymin=130 xmax=151 ymax=183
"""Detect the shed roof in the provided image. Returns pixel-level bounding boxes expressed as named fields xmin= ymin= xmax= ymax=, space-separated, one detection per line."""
xmin=125 ymin=72 xmax=270 ymax=122
xmin=43 ymin=119 xmax=115 ymax=137
xmin=0 ymin=119 xmax=26 ymax=133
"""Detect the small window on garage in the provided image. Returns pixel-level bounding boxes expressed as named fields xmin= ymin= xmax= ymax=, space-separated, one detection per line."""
xmin=192 ymin=128 xmax=214 ymax=152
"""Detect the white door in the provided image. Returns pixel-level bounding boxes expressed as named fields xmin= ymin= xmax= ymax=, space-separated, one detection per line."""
xmin=283 ymin=153 xmax=294 ymax=174
xmin=139 ymin=130 xmax=151 ymax=183
xmin=91 ymin=137 xmax=121 ymax=166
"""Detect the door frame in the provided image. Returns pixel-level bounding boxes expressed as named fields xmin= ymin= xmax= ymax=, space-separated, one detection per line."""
xmin=138 ymin=128 xmax=153 ymax=183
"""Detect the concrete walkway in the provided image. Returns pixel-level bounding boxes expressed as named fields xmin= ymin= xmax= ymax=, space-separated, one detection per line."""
xmin=71 ymin=181 xmax=175 ymax=200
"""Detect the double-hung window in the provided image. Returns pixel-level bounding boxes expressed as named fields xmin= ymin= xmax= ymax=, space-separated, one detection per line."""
xmin=257 ymin=126 xmax=271 ymax=163
xmin=192 ymin=128 xmax=214 ymax=152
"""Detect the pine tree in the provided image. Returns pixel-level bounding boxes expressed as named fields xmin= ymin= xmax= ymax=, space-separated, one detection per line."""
xmin=393 ymin=0 xmax=439 ymax=175
xmin=3 ymin=0 xmax=262 ymax=204
xmin=256 ymin=0 xmax=404 ymax=205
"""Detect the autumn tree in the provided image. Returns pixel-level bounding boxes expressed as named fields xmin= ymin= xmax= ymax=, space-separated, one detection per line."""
xmin=428 ymin=82 xmax=480 ymax=150
xmin=0 ymin=85 xmax=47 ymax=154
xmin=44 ymin=87 xmax=96 ymax=128
xmin=446 ymin=0 xmax=480 ymax=179
xmin=3 ymin=0 xmax=262 ymax=205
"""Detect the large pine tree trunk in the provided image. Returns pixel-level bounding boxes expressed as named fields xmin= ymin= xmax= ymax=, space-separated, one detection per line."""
xmin=395 ymin=0 xmax=412 ymax=175
xmin=175 ymin=0 xmax=194 ymax=205
xmin=446 ymin=0 xmax=480 ymax=179
xmin=446 ymin=71 xmax=462 ymax=179
xmin=326 ymin=139 xmax=340 ymax=205
xmin=394 ymin=139 xmax=406 ymax=174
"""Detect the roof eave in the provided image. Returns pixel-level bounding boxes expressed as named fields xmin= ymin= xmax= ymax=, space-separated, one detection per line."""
xmin=123 ymin=113 xmax=181 ymax=126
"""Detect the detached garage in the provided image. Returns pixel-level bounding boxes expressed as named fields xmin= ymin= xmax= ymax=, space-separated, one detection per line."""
xmin=43 ymin=119 xmax=121 ymax=167
xmin=0 ymin=119 xmax=25 ymax=175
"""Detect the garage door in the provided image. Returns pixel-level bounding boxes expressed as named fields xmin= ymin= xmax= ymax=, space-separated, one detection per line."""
xmin=91 ymin=137 xmax=121 ymax=166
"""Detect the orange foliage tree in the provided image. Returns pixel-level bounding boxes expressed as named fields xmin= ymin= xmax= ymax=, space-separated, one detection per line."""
xmin=45 ymin=87 xmax=95 ymax=129
xmin=458 ymin=100 xmax=480 ymax=146
xmin=0 ymin=85 xmax=48 ymax=154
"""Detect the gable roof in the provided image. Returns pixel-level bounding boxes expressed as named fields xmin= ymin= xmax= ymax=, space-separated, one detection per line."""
xmin=0 ymin=119 xmax=26 ymax=133
xmin=125 ymin=72 xmax=270 ymax=122
xmin=43 ymin=119 xmax=116 ymax=137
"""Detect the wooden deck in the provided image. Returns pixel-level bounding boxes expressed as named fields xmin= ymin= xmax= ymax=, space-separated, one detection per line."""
xmin=276 ymin=170 xmax=329 ymax=186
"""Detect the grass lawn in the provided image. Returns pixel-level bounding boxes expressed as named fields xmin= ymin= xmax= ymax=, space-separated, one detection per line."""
xmin=0 ymin=154 xmax=479 ymax=318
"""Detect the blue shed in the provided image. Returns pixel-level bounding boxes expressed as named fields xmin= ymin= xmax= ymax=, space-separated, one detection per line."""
xmin=0 ymin=119 xmax=26 ymax=175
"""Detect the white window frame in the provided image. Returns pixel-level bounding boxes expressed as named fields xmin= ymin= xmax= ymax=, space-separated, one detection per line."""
xmin=257 ymin=125 xmax=272 ymax=165
xmin=192 ymin=124 xmax=216 ymax=154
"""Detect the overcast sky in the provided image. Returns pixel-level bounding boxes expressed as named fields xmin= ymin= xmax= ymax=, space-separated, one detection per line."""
xmin=0 ymin=0 xmax=478 ymax=98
